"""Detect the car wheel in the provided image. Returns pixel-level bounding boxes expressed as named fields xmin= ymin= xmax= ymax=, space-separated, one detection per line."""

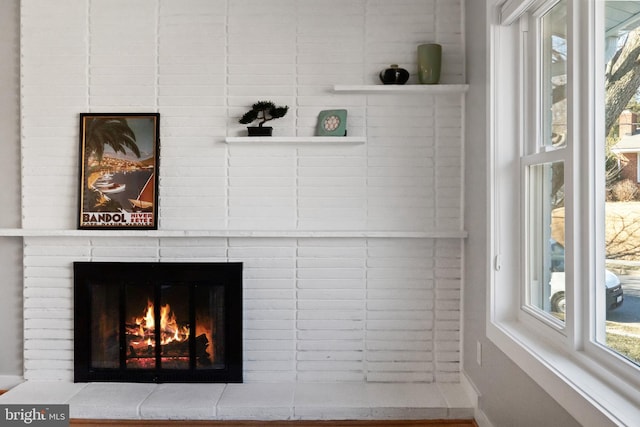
xmin=551 ymin=291 xmax=566 ymax=314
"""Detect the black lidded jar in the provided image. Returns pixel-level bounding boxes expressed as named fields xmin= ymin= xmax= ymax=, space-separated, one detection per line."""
xmin=379 ymin=64 xmax=410 ymax=85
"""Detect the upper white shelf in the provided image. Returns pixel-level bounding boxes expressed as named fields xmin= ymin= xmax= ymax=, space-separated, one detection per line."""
xmin=224 ymin=136 xmax=366 ymax=144
xmin=332 ymin=84 xmax=469 ymax=94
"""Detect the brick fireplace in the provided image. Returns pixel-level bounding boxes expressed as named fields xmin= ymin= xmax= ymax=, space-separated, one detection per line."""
xmin=73 ymin=262 xmax=243 ymax=383
xmin=0 ymin=0 xmax=472 ymax=421
xmin=23 ymin=236 xmax=461 ymax=384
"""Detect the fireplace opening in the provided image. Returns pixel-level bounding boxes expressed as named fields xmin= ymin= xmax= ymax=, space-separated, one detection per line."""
xmin=74 ymin=262 xmax=242 ymax=383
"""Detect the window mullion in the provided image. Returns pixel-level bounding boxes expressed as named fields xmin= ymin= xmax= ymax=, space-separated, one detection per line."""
xmin=563 ymin=0 xmax=578 ymax=349
xmin=521 ymin=148 xmax=567 ymax=166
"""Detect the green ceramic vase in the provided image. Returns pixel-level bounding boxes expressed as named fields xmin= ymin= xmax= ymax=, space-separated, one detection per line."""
xmin=417 ymin=43 xmax=442 ymax=84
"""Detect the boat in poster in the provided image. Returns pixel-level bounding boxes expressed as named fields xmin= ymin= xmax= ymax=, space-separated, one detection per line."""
xmin=129 ymin=173 xmax=154 ymax=211
xmin=82 ymin=170 xmax=155 ymax=227
xmin=92 ymin=172 xmax=126 ymax=194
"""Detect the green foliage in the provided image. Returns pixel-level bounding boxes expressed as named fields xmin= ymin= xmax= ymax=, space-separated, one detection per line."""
xmin=239 ymin=100 xmax=289 ymax=127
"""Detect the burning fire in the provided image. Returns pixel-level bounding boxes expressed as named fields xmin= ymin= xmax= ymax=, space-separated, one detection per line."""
xmin=126 ymin=298 xmax=213 ymax=369
xmin=132 ymin=300 xmax=190 ymax=346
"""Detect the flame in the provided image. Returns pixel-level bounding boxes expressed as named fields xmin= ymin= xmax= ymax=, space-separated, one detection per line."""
xmin=132 ymin=300 xmax=190 ymax=346
xmin=126 ymin=298 xmax=215 ymax=368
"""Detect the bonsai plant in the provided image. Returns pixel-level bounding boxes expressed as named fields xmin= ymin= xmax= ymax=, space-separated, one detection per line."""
xmin=239 ymin=101 xmax=289 ymax=136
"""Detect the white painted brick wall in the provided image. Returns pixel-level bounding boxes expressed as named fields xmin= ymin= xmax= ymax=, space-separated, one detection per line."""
xmin=230 ymin=238 xmax=297 ymax=381
xmin=434 ymin=239 xmax=461 ymax=382
xmin=19 ymin=0 xmax=464 ymax=384
xmin=23 ymin=237 xmax=460 ymax=383
xmin=21 ymin=0 xmax=463 ymax=232
xmin=296 ymin=238 xmax=366 ymax=382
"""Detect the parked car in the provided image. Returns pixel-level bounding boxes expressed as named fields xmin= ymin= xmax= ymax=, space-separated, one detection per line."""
xmin=548 ymin=240 xmax=623 ymax=313
xmin=549 ymin=270 xmax=623 ymax=314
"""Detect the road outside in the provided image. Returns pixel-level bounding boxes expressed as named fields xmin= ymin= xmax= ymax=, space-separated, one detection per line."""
xmin=607 ymin=274 xmax=640 ymax=322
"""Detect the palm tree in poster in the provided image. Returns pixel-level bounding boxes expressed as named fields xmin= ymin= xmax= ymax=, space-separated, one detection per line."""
xmin=84 ymin=117 xmax=141 ymax=164
xmin=82 ymin=117 xmax=142 ymax=211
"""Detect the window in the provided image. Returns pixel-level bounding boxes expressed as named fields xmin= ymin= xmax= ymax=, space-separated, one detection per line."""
xmin=602 ymin=2 xmax=640 ymax=367
xmin=526 ymin=161 xmax=565 ymax=319
xmin=489 ymin=0 xmax=640 ymax=425
xmin=523 ymin=1 xmax=568 ymax=322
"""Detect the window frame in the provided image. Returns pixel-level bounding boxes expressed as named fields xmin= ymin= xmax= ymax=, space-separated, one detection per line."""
xmin=519 ymin=0 xmax=571 ymax=328
xmin=519 ymin=0 xmax=573 ymax=336
xmin=488 ymin=0 xmax=640 ymax=425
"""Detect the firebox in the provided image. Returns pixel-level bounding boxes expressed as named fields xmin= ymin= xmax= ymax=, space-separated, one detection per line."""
xmin=73 ymin=262 xmax=242 ymax=383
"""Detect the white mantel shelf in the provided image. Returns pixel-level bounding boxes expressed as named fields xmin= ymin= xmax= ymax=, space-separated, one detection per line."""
xmin=224 ymin=136 xmax=366 ymax=144
xmin=0 ymin=228 xmax=468 ymax=239
xmin=332 ymin=84 xmax=469 ymax=94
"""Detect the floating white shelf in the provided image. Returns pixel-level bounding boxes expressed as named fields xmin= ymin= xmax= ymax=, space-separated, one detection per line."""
xmin=333 ymin=84 xmax=469 ymax=94
xmin=0 ymin=228 xmax=467 ymax=239
xmin=224 ymin=136 xmax=366 ymax=144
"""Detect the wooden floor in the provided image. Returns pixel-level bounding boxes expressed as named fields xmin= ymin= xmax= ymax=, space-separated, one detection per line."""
xmin=71 ymin=420 xmax=478 ymax=427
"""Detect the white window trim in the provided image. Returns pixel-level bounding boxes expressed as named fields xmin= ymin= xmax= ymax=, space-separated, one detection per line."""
xmin=501 ymin=0 xmax=539 ymax=25
xmin=488 ymin=1 xmax=640 ymax=425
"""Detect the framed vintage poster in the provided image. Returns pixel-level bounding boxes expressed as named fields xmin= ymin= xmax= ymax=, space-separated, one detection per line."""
xmin=78 ymin=113 xmax=160 ymax=230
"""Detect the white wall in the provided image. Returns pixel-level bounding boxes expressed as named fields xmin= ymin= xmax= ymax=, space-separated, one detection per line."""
xmin=0 ymin=0 xmax=23 ymax=378
xmin=20 ymin=0 xmax=464 ymax=231
xmin=462 ymin=1 xmax=580 ymax=426
xmin=16 ymin=0 xmax=465 ymax=384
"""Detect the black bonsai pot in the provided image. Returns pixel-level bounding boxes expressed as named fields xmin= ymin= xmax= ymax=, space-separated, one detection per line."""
xmin=247 ymin=126 xmax=273 ymax=137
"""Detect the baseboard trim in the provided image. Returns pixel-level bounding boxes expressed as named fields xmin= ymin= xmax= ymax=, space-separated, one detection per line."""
xmin=70 ymin=420 xmax=479 ymax=427
xmin=472 ymin=409 xmax=494 ymax=427
xmin=460 ymin=373 xmax=493 ymax=427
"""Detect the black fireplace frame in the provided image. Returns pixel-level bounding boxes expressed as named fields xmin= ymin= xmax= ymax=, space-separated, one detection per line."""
xmin=74 ymin=262 xmax=243 ymax=383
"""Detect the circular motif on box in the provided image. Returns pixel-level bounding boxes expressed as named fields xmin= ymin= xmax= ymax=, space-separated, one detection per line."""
xmin=316 ymin=109 xmax=347 ymax=136
xmin=323 ymin=115 xmax=341 ymax=131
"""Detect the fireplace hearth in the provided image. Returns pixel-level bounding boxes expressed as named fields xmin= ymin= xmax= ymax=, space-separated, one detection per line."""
xmin=74 ymin=262 xmax=242 ymax=383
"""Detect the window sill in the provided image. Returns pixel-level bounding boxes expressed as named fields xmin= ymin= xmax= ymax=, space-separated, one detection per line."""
xmin=487 ymin=319 xmax=640 ymax=427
